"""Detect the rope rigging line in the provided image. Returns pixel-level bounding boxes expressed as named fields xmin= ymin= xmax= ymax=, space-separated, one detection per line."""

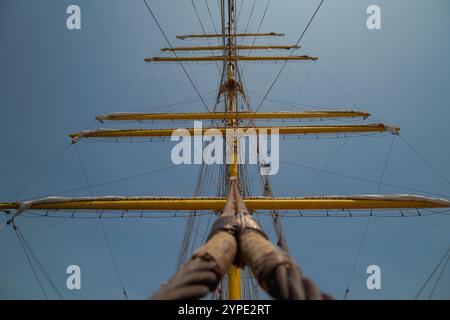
xmin=254 ymin=0 xmax=325 ymax=112
xmin=117 ymin=142 xmax=163 ymax=193
xmin=205 ymin=0 xmax=219 ymax=37
xmin=281 ymin=159 xmax=449 ymax=199
xmin=316 ymin=63 xmax=359 ymax=108
xmin=416 ymin=212 xmax=450 ymax=227
xmin=146 ymin=63 xmax=171 ymax=106
xmin=377 ymin=136 xmax=396 ymax=193
xmin=300 ymin=137 xmax=350 ymax=197
xmin=81 ymin=63 xmax=149 ymax=131
xmin=13 ymin=223 xmax=48 ymax=299
xmin=415 ymin=247 xmax=450 ymax=299
xmin=343 ymin=135 xmax=396 ymax=300
xmin=176 ymin=163 xmax=209 ymax=269
xmin=241 ymin=0 xmax=271 ymax=74
xmin=75 ymin=144 xmax=129 ymax=300
xmin=10 ymin=144 xmax=73 ymax=202
xmin=191 ymin=164 xmax=222 ymax=255
xmin=127 ymin=90 xmax=215 ymax=113
xmin=190 ymin=0 xmax=222 ymax=72
xmin=262 ymin=176 xmax=289 ymax=252
xmin=256 ymin=209 xmax=450 ymax=218
xmin=151 ymin=180 xmax=332 ymax=300
xmin=191 ymin=0 xmax=208 ymax=37
xmin=20 ymin=208 xmax=449 ymax=221
xmin=293 ymin=60 xmax=316 ymax=102
xmin=399 ymin=135 xmax=450 ymax=186
xmin=272 ymin=65 xmax=292 ymax=106
xmin=428 ymin=255 xmax=449 ymax=299
xmin=94 ymin=64 xmax=149 ymax=123
xmin=142 ymin=0 xmax=213 ymax=114
xmin=12 ymin=221 xmax=63 ymax=299
xmin=187 ymin=165 xmax=211 ymax=257
xmin=177 ymin=144 xmax=229 ymax=269
xmin=241 ymin=0 xmax=256 ymax=41
xmin=248 ymin=93 xmax=336 ymax=111
xmin=20 ymin=165 xmax=177 ymax=201
xmin=236 ymin=0 xmax=245 ymax=25
xmin=75 ymin=145 xmax=93 ymax=196
xmin=24 ymin=211 xmax=215 ymax=220
xmin=98 ymin=220 xmax=129 ymax=300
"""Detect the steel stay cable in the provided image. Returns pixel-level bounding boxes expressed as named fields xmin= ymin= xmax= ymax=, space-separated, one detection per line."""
xmin=415 ymin=247 xmax=450 ymax=299
xmin=242 ymin=0 xmax=256 ymax=41
xmin=281 ymin=160 xmax=449 ymax=199
xmin=117 ymin=142 xmax=163 ymax=193
xmin=142 ymin=0 xmax=213 ymax=114
xmin=8 ymin=61 xmax=148 ymax=205
xmin=428 ymin=255 xmax=449 ymax=299
xmin=343 ymin=135 xmax=395 ymax=299
xmin=146 ymin=63 xmax=171 ymax=105
xmin=205 ymin=0 xmax=220 ymax=37
xmin=10 ymin=144 xmax=73 ymax=202
xmin=399 ymin=135 xmax=450 ymax=186
xmin=12 ymin=221 xmax=63 ymax=299
xmin=76 ymin=144 xmax=129 ymax=300
xmin=254 ymin=0 xmax=325 ymax=112
xmin=190 ymin=0 xmax=222 ymax=72
xmin=236 ymin=0 xmax=245 ymax=25
xmin=242 ymin=0 xmax=271 ymax=72
xmin=13 ymin=164 xmax=177 ymax=201
xmin=12 ymin=222 xmax=49 ymax=299
xmin=301 ymin=137 xmax=351 ymax=197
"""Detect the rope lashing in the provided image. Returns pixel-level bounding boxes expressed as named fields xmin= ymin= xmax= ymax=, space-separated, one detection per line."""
xmin=151 ymin=180 xmax=331 ymax=300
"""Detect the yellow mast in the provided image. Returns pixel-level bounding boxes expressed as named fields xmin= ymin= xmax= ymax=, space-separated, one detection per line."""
xmin=224 ymin=0 xmax=241 ymax=298
xmin=226 ymin=59 xmax=241 ymax=300
xmin=160 ymin=45 xmax=300 ymax=51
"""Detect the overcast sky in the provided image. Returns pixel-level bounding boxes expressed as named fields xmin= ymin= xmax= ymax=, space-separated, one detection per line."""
xmin=0 ymin=0 xmax=449 ymax=299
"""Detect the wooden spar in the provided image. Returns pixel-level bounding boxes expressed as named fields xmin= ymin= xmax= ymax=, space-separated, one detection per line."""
xmin=95 ymin=111 xmax=371 ymax=122
xmin=69 ymin=124 xmax=400 ymax=142
xmin=160 ymin=45 xmax=300 ymax=51
xmin=145 ymin=55 xmax=318 ymax=62
xmin=176 ymin=32 xmax=285 ymax=40
xmin=2 ymin=196 xmax=449 ymax=212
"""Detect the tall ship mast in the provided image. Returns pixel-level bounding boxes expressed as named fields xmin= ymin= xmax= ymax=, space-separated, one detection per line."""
xmin=1 ymin=0 xmax=449 ymax=300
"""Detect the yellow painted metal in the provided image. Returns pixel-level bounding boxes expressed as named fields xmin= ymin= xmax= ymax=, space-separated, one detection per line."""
xmin=0 ymin=203 xmax=16 ymax=210
xmin=176 ymin=32 xmax=285 ymax=40
xmin=96 ymin=111 xmax=371 ymax=122
xmin=228 ymin=264 xmax=242 ymax=300
xmin=227 ymin=63 xmax=239 ymax=179
xmin=70 ymin=124 xmax=400 ymax=140
xmin=145 ymin=55 xmax=318 ymax=62
xmin=1 ymin=196 xmax=449 ymax=211
xmin=225 ymin=61 xmax=241 ymax=299
xmin=161 ymin=45 xmax=300 ymax=51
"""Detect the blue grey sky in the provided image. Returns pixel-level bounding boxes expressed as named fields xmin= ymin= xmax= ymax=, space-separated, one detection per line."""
xmin=0 ymin=0 xmax=449 ymax=299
